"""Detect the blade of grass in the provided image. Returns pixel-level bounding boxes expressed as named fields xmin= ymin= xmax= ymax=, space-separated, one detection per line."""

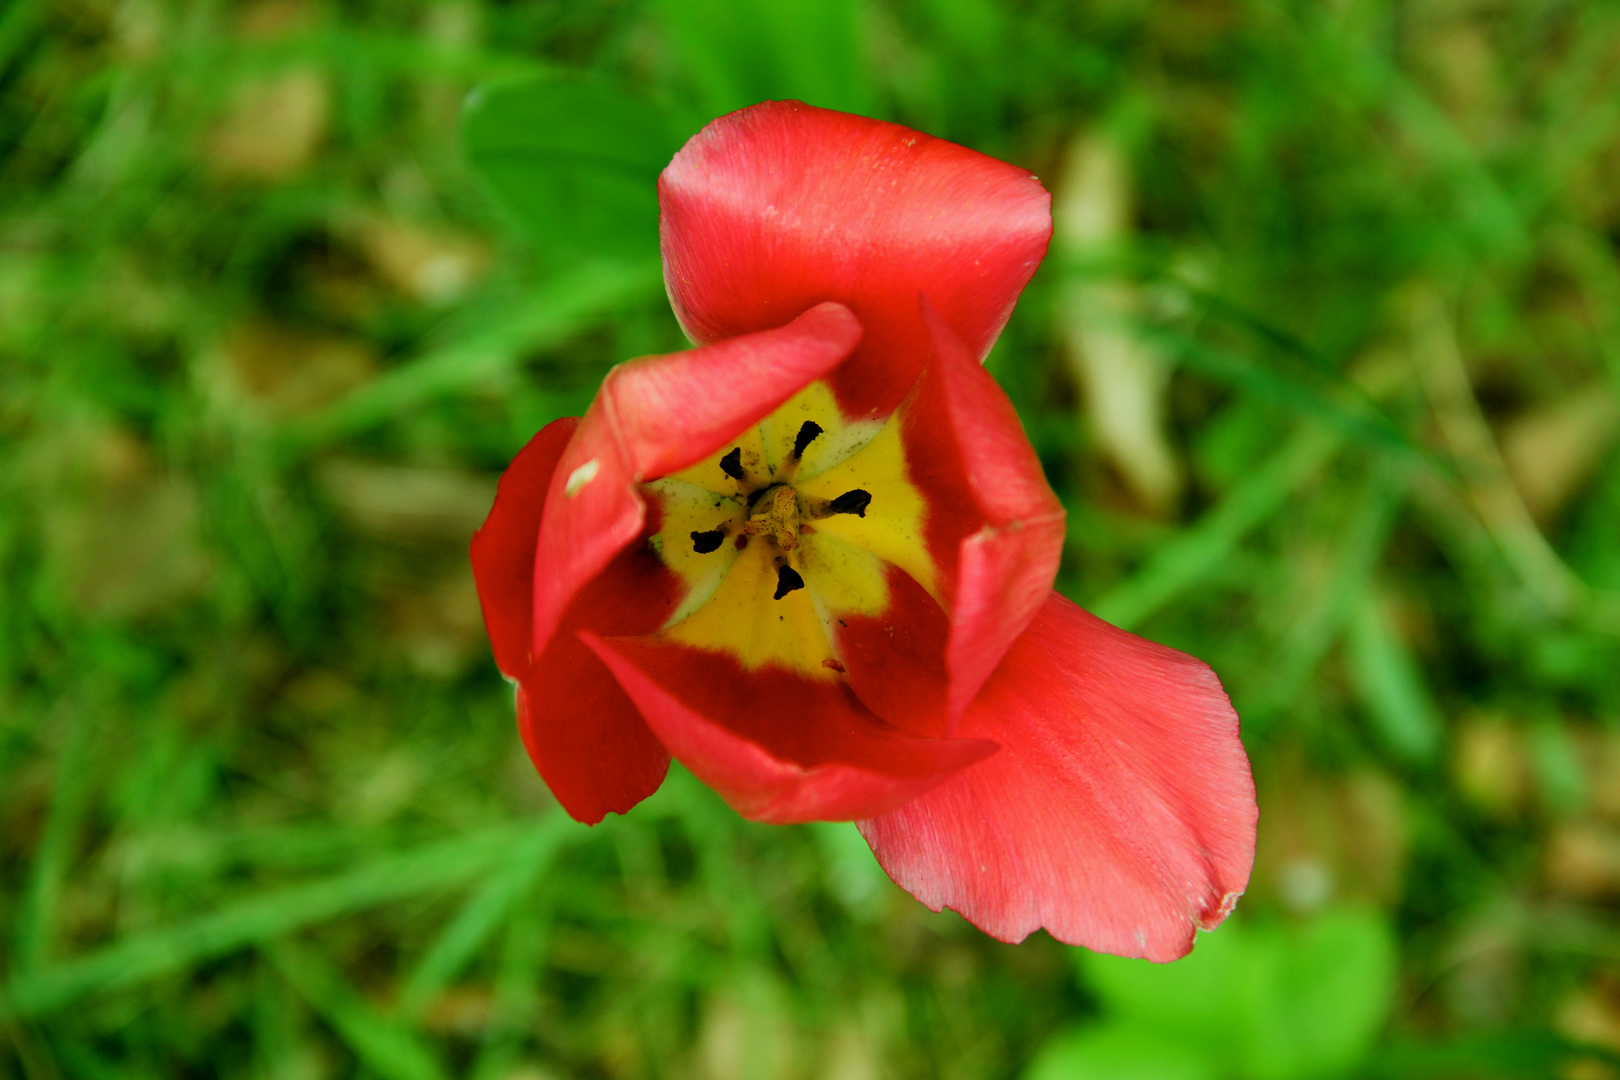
xmin=1248 ymin=459 xmax=1410 ymax=727
xmin=1406 ymin=288 xmax=1582 ymax=614
xmin=0 ymin=820 xmax=543 ymax=1021
xmin=157 ymin=26 xmax=552 ymax=88
xmin=1141 ymin=321 xmax=1419 ymax=460
xmin=281 ymin=258 xmax=662 ymax=449
xmin=265 ymin=939 xmax=449 ymax=1080
xmin=0 ymin=1018 xmax=63 ymax=1080
xmin=396 ymin=815 xmax=571 ymax=1018
xmin=468 ymin=897 xmax=551 ymax=1080
xmin=13 ymin=698 xmax=95 ymax=973
xmin=0 ymin=0 xmax=43 ymax=79
xmin=1346 ymin=592 xmax=1445 ymax=766
xmin=1087 ymin=426 xmax=1340 ymax=630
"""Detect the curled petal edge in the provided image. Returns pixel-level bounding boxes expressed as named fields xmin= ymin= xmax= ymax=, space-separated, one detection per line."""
xmin=531 ymin=302 xmax=862 ymax=658
xmin=907 ymin=300 xmax=1066 ymax=728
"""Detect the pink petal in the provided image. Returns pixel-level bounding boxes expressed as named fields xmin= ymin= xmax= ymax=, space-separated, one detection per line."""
xmin=901 ymin=303 xmax=1065 ymax=727
xmin=858 ymin=593 xmax=1256 ymax=960
xmin=581 ymin=633 xmax=997 ymax=824
xmin=531 ymin=302 xmax=861 ymax=658
xmin=660 ymin=100 xmax=1051 ymax=417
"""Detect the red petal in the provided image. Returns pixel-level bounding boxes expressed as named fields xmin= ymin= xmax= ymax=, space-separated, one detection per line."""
xmin=471 ymin=418 xmax=676 ymax=824
xmin=531 ymin=302 xmax=862 ymax=658
xmin=833 ymin=564 xmax=950 ymax=738
xmin=660 ymin=101 xmax=1052 ymax=416
xmin=858 ymin=593 xmax=1256 ymax=959
xmin=515 ymin=648 xmax=667 ymax=824
xmin=470 ymin=416 xmax=578 ymax=679
xmin=518 ymin=535 xmax=680 ymax=824
xmin=580 ymin=634 xmax=997 ymax=824
xmin=901 ymin=303 xmax=1065 ymax=726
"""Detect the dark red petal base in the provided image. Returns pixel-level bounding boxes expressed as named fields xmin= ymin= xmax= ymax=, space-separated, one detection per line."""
xmin=472 ymin=417 xmax=675 ymax=824
xmin=583 ymin=634 xmax=997 ymax=824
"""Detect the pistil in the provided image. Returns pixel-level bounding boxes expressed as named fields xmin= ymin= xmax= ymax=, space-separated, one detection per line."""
xmin=742 ymin=485 xmax=800 ymax=551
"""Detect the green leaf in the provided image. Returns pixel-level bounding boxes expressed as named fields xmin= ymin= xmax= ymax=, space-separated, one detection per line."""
xmin=1080 ymin=919 xmax=1259 ymax=1066
xmin=1076 ymin=910 xmax=1397 ymax=1080
xmin=1262 ymin=910 xmax=1399 ymax=1079
xmin=1346 ymin=594 xmax=1445 ymax=766
xmin=1024 ymin=1023 xmax=1220 ymax=1080
xmin=461 ymin=74 xmax=686 ymax=258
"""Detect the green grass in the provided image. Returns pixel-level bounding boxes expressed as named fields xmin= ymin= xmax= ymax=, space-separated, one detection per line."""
xmin=3 ymin=0 xmax=1620 ymax=1077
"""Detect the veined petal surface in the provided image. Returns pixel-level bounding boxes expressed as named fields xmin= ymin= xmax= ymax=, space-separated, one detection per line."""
xmin=858 ymin=592 xmax=1257 ymax=960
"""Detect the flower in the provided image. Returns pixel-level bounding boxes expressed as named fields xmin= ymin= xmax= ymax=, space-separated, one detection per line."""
xmin=471 ymin=101 xmax=1256 ymax=960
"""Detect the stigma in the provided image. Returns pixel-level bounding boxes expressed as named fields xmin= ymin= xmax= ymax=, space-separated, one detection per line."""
xmin=743 ymin=485 xmax=801 ymax=551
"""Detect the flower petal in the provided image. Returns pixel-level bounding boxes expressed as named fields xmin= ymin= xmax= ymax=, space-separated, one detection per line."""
xmin=831 ymin=563 xmax=951 ymax=738
xmin=581 ymin=633 xmax=997 ymax=824
xmin=660 ymin=100 xmax=1052 ymax=416
xmin=858 ymin=592 xmax=1257 ymax=960
xmin=471 ymin=416 xmax=578 ymax=679
xmin=901 ymin=303 xmax=1065 ymax=726
xmin=515 ymin=631 xmax=669 ymax=824
xmin=471 ymin=418 xmax=674 ymax=823
xmin=532 ymin=302 xmax=862 ymax=658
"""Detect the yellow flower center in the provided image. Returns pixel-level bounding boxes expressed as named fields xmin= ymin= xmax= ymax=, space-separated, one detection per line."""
xmin=640 ymin=380 xmax=933 ymax=680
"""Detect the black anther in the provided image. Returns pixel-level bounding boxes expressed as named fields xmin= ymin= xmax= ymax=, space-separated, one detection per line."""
xmin=773 ymin=563 xmax=805 ymax=600
xmin=719 ymin=447 xmax=745 ymax=480
xmin=792 ymin=421 xmax=824 ymax=459
xmin=690 ymin=529 xmax=725 ymax=554
xmin=828 ymin=489 xmax=871 ymax=518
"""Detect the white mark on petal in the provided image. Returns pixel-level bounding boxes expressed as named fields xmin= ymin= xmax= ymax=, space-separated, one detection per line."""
xmin=565 ymin=459 xmax=599 ymax=497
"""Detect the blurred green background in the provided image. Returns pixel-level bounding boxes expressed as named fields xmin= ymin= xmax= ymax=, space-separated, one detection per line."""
xmin=3 ymin=0 xmax=1620 ymax=1077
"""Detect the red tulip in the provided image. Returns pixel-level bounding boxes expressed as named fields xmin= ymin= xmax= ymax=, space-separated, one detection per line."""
xmin=471 ymin=101 xmax=1255 ymax=960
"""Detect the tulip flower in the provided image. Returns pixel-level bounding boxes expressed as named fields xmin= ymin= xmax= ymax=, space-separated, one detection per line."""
xmin=472 ymin=101 xmax=1255 ymax=960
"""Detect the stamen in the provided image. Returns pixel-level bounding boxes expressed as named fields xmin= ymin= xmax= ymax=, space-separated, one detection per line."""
xmin=690 ymin=529 xmax=725 ymax=554
xmin=828 ymin=489 xmax=872 ymax=518
xmin=792 ymin=420 xmax=823 ymax=459
xmin=719 ymin=447 xmax=745 ymax=481
xmin=773 ymin=562 xmax=805 ymax=600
